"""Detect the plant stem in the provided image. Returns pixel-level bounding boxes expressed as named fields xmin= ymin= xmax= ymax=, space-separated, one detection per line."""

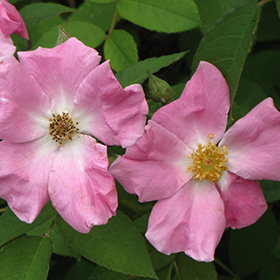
xmin=43 ymin=218 xmax=55 ymax=239
xmin=107 ymin=2 xmax=119 ymax=38
xmin=214 ymin=258 xmax=242 ymax=279
xmin=0 ymin=206 xmax=8 ymax=213
xmin=258 ymin=0 xmax=272 ymax=7
xmin=69 ymin=0 xmax=75 ymax=8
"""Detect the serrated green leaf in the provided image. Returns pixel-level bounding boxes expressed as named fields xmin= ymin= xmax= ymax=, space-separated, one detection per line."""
xmin=68 ymin=1 xmax=119 ymax=32
xmin=0 ymin=236 xmax=52 ymax=280
xmin=229 ymin=208 xmax=279 ymax=277
xmin=56 ymin=211 xmax=157 ymax=279
xmin=195 ymin=0 xmax=258 ymax=33
xmin=90 ymin=266 xmax=130 ymax=280
xmin=0 ymin=202 xmax=56 ymax=247
xmin=176 ymin=253 xmax=217 ymax=280
xmin=116 ymin=51 xmax=187 ymax=87
xmin=104 ymin=30 xmax=138 ymax=72
xmin=193 ymin=4 xmax=260 ymax=102
xmin=19 ymin=3 xmax=74 ymax=26
xmin=33 ymin=22 xmax=106 ymax=49
xmin=117 ymin=0 xmax=200 ymax=33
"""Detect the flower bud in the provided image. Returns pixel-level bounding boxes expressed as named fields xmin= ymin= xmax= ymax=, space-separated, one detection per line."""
xmin=148 ymin=70 xmax=173 ymax=104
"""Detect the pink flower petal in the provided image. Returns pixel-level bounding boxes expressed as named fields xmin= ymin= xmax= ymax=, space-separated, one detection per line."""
xmin=49 ymin=135 xmax=117 ymax=233
xmin=110 ymin=120 xmax=192 ymax=202
xmin=220 ymin=98 xmax=280 ymax=181
xmin=0 ymin=36 xmax=15 ymax=55
xmin=74 ymin=60 xmax=148 ymax=147
xmin=18 ymin=38 xmax=100 ymax=111
xmin=146 ymin=179 xmax=226 ymax=262
xmin=0 ymin=55 xmax=50 ymax=142
xmin=0 ymin=0 xmax=29 ymax=39
xmin=216 ymin=171 xmax=267 ymax=229
xmin=152 ymin=61 xmax=230 ymax=148
xmin=0 ymin=136 xmax=57 ymax=223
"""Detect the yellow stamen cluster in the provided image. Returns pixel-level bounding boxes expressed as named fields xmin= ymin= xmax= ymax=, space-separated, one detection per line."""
xmin=48 ymin=110 xmax=79 ymax=146
xmin=186 ymin=139 xmax=228 ymax=183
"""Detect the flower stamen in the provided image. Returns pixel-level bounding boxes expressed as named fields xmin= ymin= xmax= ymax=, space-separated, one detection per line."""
xmin=186 ymin=139 xmax=228 ymax=183
xmin=48 ymin=110 xmax=79 ymax=146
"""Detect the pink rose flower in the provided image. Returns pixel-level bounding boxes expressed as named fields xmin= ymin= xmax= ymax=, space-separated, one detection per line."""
xmin=110 ymin=61 xmax=280 ymax=261
xmin=0 ymin=38 xmax=148 ymax=233
xmin=0 ymin=0 xmax=29 ymax=55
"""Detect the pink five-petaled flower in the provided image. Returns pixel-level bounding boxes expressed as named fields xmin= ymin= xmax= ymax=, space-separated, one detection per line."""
xmin=110 ymin=61 xmax=280 ymax=262
xmin=0 ymin=38 xmax=148 ymax=233
xmin=0 ymin=0 xmax=29 ymax=56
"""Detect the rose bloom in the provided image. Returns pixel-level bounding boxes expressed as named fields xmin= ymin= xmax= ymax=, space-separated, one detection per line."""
xmin=0 ymin=38 xmax=148 ymax=233
xmin=110 ymin=61 xmax=280 ymax=262
xmin=0 ymin=0 xmax=29 ymax=55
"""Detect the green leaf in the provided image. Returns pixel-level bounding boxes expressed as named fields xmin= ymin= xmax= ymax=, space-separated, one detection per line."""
xmin=176 ymin=253 xmax=217 ymax=280
xmin=88 ymin=0 xmax=115 ymax=2
xmin=192 ymin=4 xmax=260 ymax=102
xmin=104 ymin=30 xmax=138 ymax=72
xmin=195 ymin=0 xmax=258 ymax=33
xmin=117 ymin=0 xmax=201 ymax=33
xmin=116 ymin=51 xmax=187 ymax=87
xmin=229 ymin=208 xmax=279 ymax=277
xmin=90 ymin=266 xmax=130 ymax=280
xmin=64 ymin=259 xmax=96 ymax=280
xmin=28 ymin=16 xmax=64 ymax=48
xmin=156 ymin=264 xmax=173 ymax=280
xmin=27 ymin=220 xmax=80 ymax=259
xmin=0 ymin=202 xmax=56 ymax=247
xmin=0 ymin=236 xmax=52 ymax=280
xmin=34 ymin=22 xmax=106 ymax=49
xmin=56 ymin=211 xmax=157 ymax=279
xmin=261 ymin=180 xmax=280 ymax=203
xmin=277 ymin=0 xmax=280 ymax=17
xmin=257 ymin=1 xmax=280 ymax=42
xmin=68 ymin=1 xmax=119 ymax=32
xmin=20 ymin=3 xmax=74 ymax=26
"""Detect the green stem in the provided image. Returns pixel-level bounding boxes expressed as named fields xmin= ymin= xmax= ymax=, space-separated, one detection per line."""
xmin=0 ymin=206 xmax=8 ymax=213
xmin=107 ymin=2 xmax=119 ymax=38
xmin=214 ymin=258 xmax=241 ymax=279
xmin=43 ymin=218 xmax=55 ymax=239
xmin=69 ymin=0 xmax=75 ymax=8
xmin=258 ymin=0 xmax=272 ymax=7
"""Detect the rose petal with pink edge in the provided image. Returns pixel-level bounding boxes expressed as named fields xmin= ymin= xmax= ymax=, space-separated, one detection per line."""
xmin=18 ymin=38 xmax=100 ymax=111
xmin=74 ymin=60 xmax=148 ymax=147
xmin=0 ymin=136 xmax=57 ymax=223
xmin=216 ymin=171 xmax=267 ymax=229
xmin=0 ymin=56 xmax=51 ymax=142
xmin=220 ymin=98 xmax=280 ymax=181
xmin=110 ymin=120 xmax=192 ymax=202
xmin=0 ymin=0 xmax=29 ymax=39
xmin=145 ymin=179 xmax=226 ymax=262
xmin=49 ymin=135 xmax=117 ymax=233
xmin=152 ymin=61 xmax=230 ymax=149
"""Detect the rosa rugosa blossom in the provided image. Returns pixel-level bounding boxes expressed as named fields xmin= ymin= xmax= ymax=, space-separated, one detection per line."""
xmin=0 ymin=0 xmax=29 ymax=55
xmin=0 ymin=38 xmax=148 ymax=233
xmin=110 ymin=61 xmax=280 ymax=262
